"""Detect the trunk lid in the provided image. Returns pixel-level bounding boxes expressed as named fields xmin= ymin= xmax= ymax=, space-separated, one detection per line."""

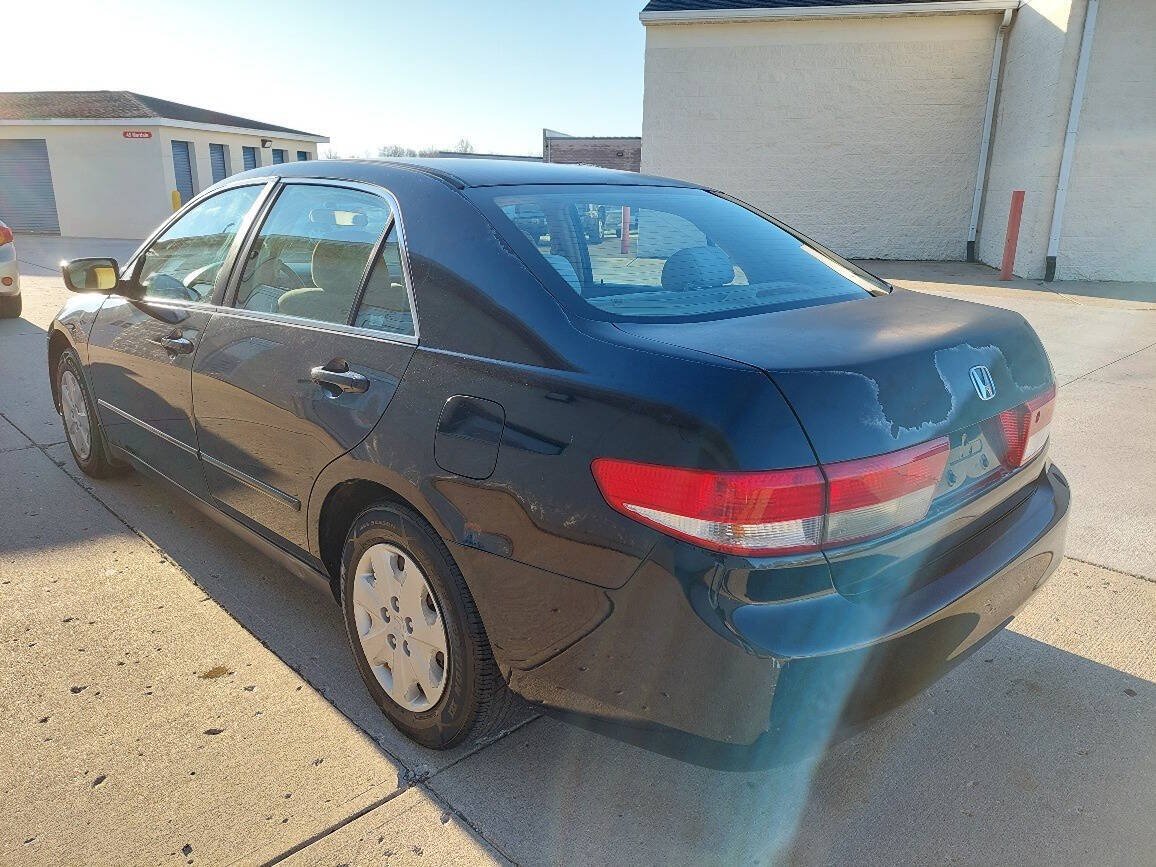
xmin=614 ymin=288 xmax=1054 ymax=466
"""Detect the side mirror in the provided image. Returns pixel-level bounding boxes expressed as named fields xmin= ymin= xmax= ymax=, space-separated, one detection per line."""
xmin=61 ymin=258 xmax=120 ymax=293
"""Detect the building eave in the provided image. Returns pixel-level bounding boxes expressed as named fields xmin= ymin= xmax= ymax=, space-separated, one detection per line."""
xmin=640 ymin=1 xmax=1020 ymax=25
xmin=0 ymin=116 xmax=328 ymax=143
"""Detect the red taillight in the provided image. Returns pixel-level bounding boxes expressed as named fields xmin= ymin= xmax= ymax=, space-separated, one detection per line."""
xmin=0 ymin=225 xmax=13 ymax=246
xmin=592 ymin=437 xmax=950 ymax=557
xmin=591 ymin=459 xmax=825 ymax=556
xmin=997 ymin=386 xmax=1056 ymax=468
xmin=823 ymin=439 xmax=949 ymax=546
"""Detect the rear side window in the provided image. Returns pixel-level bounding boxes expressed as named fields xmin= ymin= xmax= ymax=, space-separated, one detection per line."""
xmin=233 ymin=184 xmax=389 ymax=326
xmin=475 ymin=185 xmax=879 ymax=323
xmin=354 ymin=225 xmax=415 ymax=336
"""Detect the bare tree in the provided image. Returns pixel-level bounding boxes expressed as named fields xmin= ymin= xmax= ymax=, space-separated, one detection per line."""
xmin=454 ymin=138 xmax=475 ymax=154
xmin=378 ymin=144 xmax=418 ymax=157
xmin=323 ymin=148 xmax=340 ymax=160
xmin=417 ymin=146 xmax=440 ymax=157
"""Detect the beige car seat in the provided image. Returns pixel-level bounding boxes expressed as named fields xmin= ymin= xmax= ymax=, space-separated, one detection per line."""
xmin=277 ymin=237 xmax=371 ymax=323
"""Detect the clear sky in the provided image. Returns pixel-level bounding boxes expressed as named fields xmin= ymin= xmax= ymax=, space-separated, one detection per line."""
xmin=5 ymin=0 xmax=646 ymax=157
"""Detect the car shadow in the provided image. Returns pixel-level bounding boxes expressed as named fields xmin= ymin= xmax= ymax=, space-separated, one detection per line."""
xmin=32 ymin=437 xmax=1156 ymax=864
xmin=44 ymin=442 xmax=535 ymax=776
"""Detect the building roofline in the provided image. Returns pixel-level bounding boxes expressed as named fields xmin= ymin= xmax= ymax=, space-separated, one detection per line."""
xmin=545 ymin=135 xmax=642 ymax=142
xmin=0 ymin=116 xmax=328 ymax=143
xmin=640 ymin=0 xmax=1019 ymax=25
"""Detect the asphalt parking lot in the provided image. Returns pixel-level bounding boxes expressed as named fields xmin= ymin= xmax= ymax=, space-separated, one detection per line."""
xmin=2 ymin=239 xmax=1154 ymax=865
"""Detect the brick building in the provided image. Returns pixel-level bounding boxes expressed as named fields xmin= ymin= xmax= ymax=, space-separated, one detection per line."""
xmin=542 ymin=129 xmax=642 ymax=172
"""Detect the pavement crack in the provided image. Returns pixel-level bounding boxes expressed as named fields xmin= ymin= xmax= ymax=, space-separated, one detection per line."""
xmin=256 ymin=785 xmax=411 ymax=867
xmin=1064 ymin=555 xmax=1152 ymax=583
xmin=422 ymin=712 xmax=542 ymax=783
xmin=1060 ymin=339 xmax=1156 ymax=390
xmin=418 ymin=784 xmax=521 ymax=866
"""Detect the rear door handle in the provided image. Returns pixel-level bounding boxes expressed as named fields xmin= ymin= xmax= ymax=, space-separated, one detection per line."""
xmin=154 ymin=335 xmax=195 ymax=355
xmin=310 ymin=365 xmax=370 ymax=395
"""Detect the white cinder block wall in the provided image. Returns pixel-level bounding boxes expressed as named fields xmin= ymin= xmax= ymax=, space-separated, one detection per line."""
xmin=1054 ymin=0 xmax=1156 ymax=281
xmin=977 ymin=0 xmax=1086 ymax=279
xmin=644 ymin=1 xmax=1155 ymax=281
xmin=642 ymin=13 xmax=999 ymax=260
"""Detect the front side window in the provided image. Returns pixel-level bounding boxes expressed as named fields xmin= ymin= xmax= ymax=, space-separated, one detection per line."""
xmin=233 ymin=184 xmax=390 ymax=326
xmin=474 ymin=185 xmax=881 ymax=323
xmin=135 ymin=184 xmax=264 ymax=302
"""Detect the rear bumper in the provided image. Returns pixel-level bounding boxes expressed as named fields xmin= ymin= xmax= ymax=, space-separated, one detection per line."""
xmin=499 ymin=462 xmax=1069 ymax=759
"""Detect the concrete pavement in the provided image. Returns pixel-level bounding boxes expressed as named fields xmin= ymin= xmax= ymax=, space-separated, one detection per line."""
xmin=0 ymin=251 xmax=1153 ymax=865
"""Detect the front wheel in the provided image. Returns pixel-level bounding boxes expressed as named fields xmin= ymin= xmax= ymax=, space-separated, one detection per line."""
xmin=57 ymin=348 xmax=126 ymax=478
xmin=340 ymin=503 xmax=513 ymax=749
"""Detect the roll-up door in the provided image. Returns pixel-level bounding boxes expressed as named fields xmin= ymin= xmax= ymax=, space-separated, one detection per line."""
xmin=209 ymin=143 xmax=228 ymax=183
xmin=0 ymin=139 xmax=60 ymax=232
xmin=171 ymin=140 xmax=194 ymax=206
xmin=242 ymin=146 xmax=258 ymax=171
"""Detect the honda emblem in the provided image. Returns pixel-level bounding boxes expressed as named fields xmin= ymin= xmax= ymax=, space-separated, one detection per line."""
xmin=970 ymin=365 xmax=996 ymax=401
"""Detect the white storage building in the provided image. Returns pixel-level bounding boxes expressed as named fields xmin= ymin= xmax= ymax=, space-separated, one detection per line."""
xmin=0 ymin=91 xmax=327 ymax=239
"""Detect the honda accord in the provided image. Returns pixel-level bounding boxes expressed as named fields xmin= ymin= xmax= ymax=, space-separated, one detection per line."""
xmin=48 ymin=159 xmax=1069 ymax=756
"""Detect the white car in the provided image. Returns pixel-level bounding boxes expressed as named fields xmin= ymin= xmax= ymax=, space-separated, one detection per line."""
xmin=0 ymin=220 xmax=20 ymax=318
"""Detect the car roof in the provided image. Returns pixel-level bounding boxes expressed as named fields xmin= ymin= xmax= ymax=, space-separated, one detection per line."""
xmin=235 ymin=157 xmax=697 ymax=190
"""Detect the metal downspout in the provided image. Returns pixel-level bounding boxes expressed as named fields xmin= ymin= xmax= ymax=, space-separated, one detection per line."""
xmin=968 ymin=7 xmax=1014 ymax=262
xmin=1045 ymin=0 xmax=1099 ymax=281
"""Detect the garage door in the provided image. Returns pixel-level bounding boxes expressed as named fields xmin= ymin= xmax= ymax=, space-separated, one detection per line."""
xmin=209 ymin=143 xmax=228 ymax=184
xmin=0 ymin=139 xmax=60 ymax=232
xmin=171 ymin=140 xmax=195 ymax=207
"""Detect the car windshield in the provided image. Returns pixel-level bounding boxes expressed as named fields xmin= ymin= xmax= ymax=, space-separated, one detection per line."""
xmin=472 ymin=184 xmax=882 ymax=323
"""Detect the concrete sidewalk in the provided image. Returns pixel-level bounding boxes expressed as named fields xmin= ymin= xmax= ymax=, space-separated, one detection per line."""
xmin=1 ymin=262 xmax=1153 ymax=864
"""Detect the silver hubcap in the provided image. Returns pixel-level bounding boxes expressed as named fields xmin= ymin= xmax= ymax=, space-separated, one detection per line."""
xmin=60 ymin=369 xmax=91 ymax=460
xmin=353 ymin=543 xmax=449 ymax=711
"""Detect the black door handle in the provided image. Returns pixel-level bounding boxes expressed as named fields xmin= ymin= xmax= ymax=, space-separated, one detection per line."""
xmin=153 ymin=334 xmax=195 ymax=355
xmin=310 ymin=364 xmax=370 ymax=395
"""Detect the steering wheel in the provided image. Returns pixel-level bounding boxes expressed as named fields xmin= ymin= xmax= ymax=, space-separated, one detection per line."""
xmin=146 ymin=273 xmax=198 ymax=301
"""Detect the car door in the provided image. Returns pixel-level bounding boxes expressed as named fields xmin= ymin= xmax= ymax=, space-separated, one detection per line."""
xmin=191 ymin=179 xmax=418 ymax=555
xmin=86 ymin=181 xmax=271 ymax=496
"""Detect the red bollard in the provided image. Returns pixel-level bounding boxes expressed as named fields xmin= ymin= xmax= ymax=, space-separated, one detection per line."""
xmin=621 ymin=206 xmax=631 ymax=255
xmin=1000 ymin=190 xmax=1025 ymax=280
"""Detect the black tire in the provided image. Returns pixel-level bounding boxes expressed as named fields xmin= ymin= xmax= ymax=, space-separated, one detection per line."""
xmin=340 ymin=503 xmax=513 ymax=749
xmin=0 ymin=295 xmax=20 ymax=318
xmin=56 ymin=348 xmax=127 ymax=478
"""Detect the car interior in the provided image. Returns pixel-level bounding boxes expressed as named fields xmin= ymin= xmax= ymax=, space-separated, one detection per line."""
xmin=498 ymin=192 xmax=870 ymax=320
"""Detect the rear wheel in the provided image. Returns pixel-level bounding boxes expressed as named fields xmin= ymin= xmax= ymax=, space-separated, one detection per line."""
xmin=0 ymin=295 xmax=20 ymax=318
xmin=340 ymin=503 xmax=513 ymax=749
xmin=57 ymin=348 xmax=125 ymax=478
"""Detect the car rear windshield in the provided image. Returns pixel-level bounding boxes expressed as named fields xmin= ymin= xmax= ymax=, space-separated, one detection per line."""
xmin=470 ymin=185 xmax=881 ymax=323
